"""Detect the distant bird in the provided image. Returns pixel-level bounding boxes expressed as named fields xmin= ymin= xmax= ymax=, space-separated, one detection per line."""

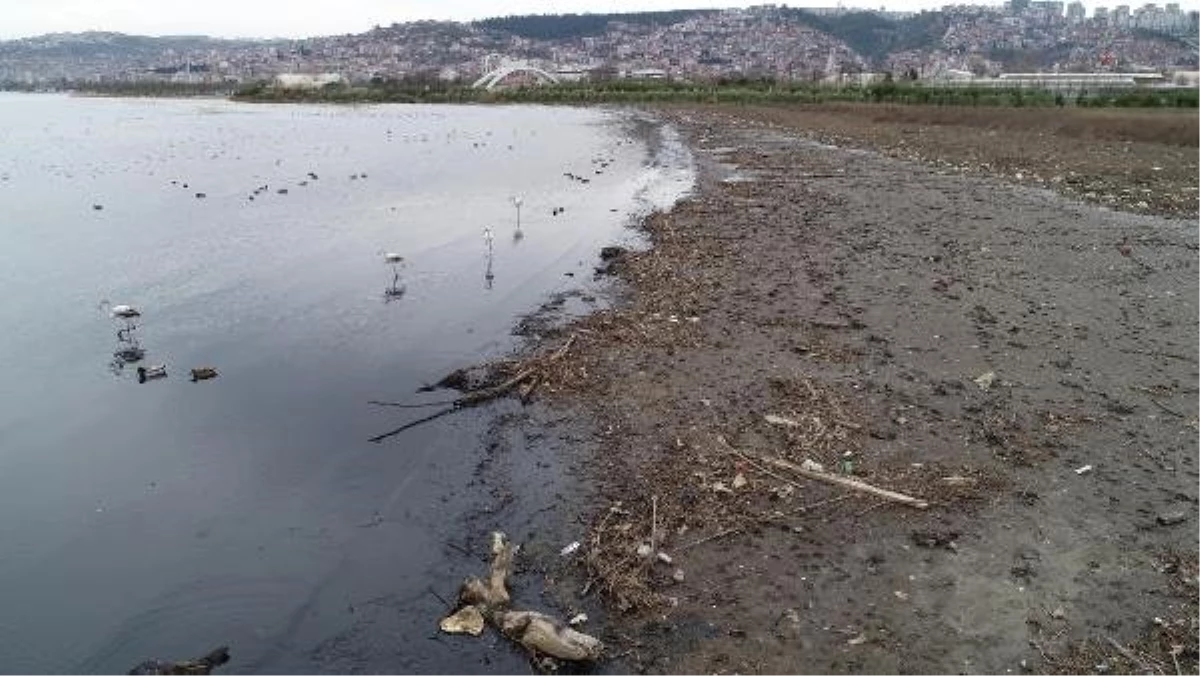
xmin=1118 ymin=236 xmax=1132 ymax=258
xmin=137 ymin=364 xmax=167 ymax=383
xmin=190 ymin=367 xmax=218 ymax=382
xmin=483 ymin=227 xmax=494 ymax=251
xmin=511 ymin=196 xmax=524 ymax=240
xmin=378 ymin=251 xmax=405 ymax=297
xmin=99 ymin=300 xmax=141 ymax=319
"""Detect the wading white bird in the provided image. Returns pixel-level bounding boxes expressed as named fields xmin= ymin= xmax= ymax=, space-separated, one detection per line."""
xmin=511 ymin=196 xmax=525 ymax=240
xmin=377 ymin=250 xmax=406 ymax=298
xmin=483 ymin=226 xmax=494 ymax=250
xmin=99 ymin=300 xmax=141 ymax=319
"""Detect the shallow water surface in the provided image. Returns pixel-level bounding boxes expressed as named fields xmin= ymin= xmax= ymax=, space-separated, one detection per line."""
xmin=0 ymin=94 xmax=693 ymax=673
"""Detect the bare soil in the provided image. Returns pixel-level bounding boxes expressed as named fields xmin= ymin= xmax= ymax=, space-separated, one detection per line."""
xmin=511 ymin=105 xmax=1198 ymax=674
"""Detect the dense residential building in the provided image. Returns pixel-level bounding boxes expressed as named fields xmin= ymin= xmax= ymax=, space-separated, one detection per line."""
xmin=0 ymin=3 xmax=1196 ymax=87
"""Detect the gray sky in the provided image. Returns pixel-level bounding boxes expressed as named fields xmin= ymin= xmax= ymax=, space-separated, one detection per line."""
xmin=0 ymin=0 xmax=1193 ymax=40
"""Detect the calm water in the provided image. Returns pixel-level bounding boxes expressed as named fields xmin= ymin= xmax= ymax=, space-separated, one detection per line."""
xmin=0 ymin=94 xmax=693 ymax=673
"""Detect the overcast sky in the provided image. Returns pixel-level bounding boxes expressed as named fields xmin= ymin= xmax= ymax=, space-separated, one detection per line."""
xmin=1 ymin=0 xmax=1194 ymax=40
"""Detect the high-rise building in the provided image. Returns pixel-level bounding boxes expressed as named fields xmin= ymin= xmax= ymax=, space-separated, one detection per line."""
xmin=1067 ymin=1 xmax=1087 ymax=22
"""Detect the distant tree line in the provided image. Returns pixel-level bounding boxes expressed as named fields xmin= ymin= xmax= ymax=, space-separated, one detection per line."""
xmin=784 ymin=9 xmax=950 ymax=66
xmin=227 ymin=76 xmax=1198 ymax=109
xmin=0 ymin=79 xmax=236 ymax=96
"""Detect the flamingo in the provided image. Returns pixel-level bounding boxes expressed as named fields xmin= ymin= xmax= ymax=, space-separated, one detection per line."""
xmin=377 ymin=251 xmax=405 ymax=297
xmin=511 ymin=196 xmax=525 ymax=241
xmin=99 ymin=299 xmax=140 ymax=319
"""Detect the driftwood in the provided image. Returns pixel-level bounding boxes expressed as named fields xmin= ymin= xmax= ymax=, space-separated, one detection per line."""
xmin=441 ymin=532 xmax=603 ymax=664
xmin=719 ymin=437 xmax=929 ymax=509
xmin=370 ymin=335 xmax=575 ymax=442
xmin=128 ymin=646 xmax=229 ymax=675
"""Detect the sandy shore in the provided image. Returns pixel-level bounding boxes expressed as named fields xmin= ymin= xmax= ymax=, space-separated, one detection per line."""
xmin=506 ymin=105 xmax=1199 ymax=674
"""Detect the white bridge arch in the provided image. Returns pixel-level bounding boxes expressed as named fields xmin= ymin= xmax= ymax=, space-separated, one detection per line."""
xmin=472 ymin=57 xmax=561 ymax=90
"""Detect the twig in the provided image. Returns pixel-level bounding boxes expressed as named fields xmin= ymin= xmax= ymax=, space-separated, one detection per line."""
xmin=369 ymin=406 xmax=457 ymax=442
xmin=369 ymin=398 xmax=460 ymax=409
xmin=788 ymin=493 xmax=852 ymax=515
xmin=1149 ymin=397 xmax=1186 ymax=418
xmin=427 ymin=586 xmax=452 ymax=610
xmin=720 ymin=438 xmax=929 ymax=509
xmin=650 ymin=495 xmax=659 ymax=558
xmin=1104 ymin=638 xmax=1142 ymax=672
xmin=737 ymin=452 xmax=810 ymax=496
xmin=855 ymin=499 xmax=888 ymax=517
xmin=678 ymin=526 xmax=742 ymax=551
xmin=369 ymin=333 xmax=578 ymax=441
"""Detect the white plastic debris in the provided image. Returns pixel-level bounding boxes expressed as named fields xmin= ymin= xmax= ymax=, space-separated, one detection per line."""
xmin=560 ymin=541 xmax=581 ymax=557
xmin=636 ymin=543 xmax=653 ymax=558
xmin=800 ymin=459 xmax=825 ymax=473
xmin=568 ymin=613 xmax=588 ymax=626
xmin=656 ymin=551 xmax=674 ymax=565
xmin=1075 ymin=464 xmax=1093 ymax=475
xmin=974 ymin=371 xmax=996 ymax=391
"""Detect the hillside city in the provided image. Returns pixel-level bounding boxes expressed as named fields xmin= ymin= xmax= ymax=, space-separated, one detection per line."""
xmin=0 ymin=2 xmax=1196 ymax=87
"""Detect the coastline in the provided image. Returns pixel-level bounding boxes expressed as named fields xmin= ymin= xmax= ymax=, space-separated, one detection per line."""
xmin=497 ymin=104 xmax=1198 ymax=673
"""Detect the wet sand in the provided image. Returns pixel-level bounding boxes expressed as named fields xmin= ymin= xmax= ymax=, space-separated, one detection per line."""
xmin=489 ymin=105 xmax=1198 ymax=673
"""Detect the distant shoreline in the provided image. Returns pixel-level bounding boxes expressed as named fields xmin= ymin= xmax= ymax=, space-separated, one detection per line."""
xmin=6 ymin=78 xmax=1197 ymax=109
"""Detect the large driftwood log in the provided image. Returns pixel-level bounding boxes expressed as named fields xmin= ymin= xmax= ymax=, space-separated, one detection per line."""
xmin=441 ymin=532 xmax=603 ymax=663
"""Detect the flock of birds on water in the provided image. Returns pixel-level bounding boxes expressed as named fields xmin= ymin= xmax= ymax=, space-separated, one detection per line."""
xmin=98 ymin=299 xmax=216 ymax=384
xmin=92 ymin=124 xmax=631 ymax=386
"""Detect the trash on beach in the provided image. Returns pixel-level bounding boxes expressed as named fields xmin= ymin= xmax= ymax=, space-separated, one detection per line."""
xmin=568 ymin=613 xmax=588 ymax=626
xmin=636 ymin=542 xmax=653 ymax=558
xmin=560 ymin=541 xmax=581 ymax=556
xmin=941 ymin=475 xmax=977 ymax=486
xmin=1074 ymin=464 xmax=1093 ymax=475
xmin=800 ymin=459 xmax=825 ymax=473
xmin=764 ymin=413 xmax=803 ymax=427
xmin=974 ymin=371 xmax=996 ymax=390
xmin=731 ymin=472 xmax=748 ymax=489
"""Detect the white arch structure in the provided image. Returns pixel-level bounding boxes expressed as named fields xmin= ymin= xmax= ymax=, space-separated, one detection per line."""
xmin=472 ymin=59 xmax=561 ymax=90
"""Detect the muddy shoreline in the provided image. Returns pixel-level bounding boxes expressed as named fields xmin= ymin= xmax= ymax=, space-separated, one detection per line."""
xmin=472 ymin=105 xmax=1199 ymax=674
